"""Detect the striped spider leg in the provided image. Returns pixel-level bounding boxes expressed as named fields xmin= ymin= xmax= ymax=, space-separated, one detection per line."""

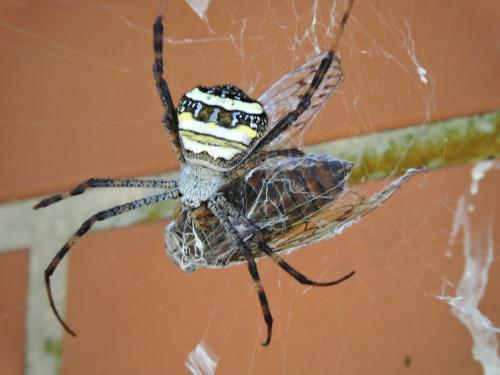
xmin=36 ymin=7 xmax=184 ymax=337
xmin=34 ymin=178 xmax=177 ymax=208
xmin=208 ymin=194 xmax=355 ymax=346
xmin=35 ymin=181 xmax=179 ymax=336
xmin=222 ymin=148 xmax=305 ymax=187
xmin=37 ymin=10 xmax=184 ymax=334
xmin=223 ymin=0 xmax=354 ymax=185
xmin=207 ymin=199 xmax=274 ymax=346
xmin=253 ymin=0 xmax=354 ymax=152
xmin=153 ymin=13 xmax=184 ymax=163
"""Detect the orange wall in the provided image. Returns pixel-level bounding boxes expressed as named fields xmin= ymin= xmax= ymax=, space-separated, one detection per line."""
xmin=0 ymin=1 xmax=499 ymax=374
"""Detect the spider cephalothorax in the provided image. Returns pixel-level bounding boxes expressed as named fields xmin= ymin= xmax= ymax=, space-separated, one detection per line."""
xmin=35 ymin=0 xmax=420 ymax=347
xmin=177 ymin=84 xmax=268 ymax=170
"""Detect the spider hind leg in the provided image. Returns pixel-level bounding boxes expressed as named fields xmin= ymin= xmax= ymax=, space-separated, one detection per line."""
xmin=34 ymin=178 xmax=177 ymax=209
xmin=252 ymin=0 xmax=354 ymax=153
xmin=214 ymin=194 xmax=356 ymax=287
xmin=45 ymin=189 xmax=179 ymax=336
xmin=208 ymin=199 xmax=273 ymax=346
xmin=152 ymin=14 xmax=185 ymax=163
xmin=208 ymin=193 xmax=355 ymax=346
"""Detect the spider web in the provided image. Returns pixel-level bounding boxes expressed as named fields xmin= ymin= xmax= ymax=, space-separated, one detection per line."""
xmin=0 ymin=1 xmax=498 ymax=375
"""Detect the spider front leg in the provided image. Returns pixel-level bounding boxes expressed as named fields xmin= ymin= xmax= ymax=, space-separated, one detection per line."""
xmin=253 ymin=53 xmax=334 ymax=152
xmin=34 ymin=178 xmax=177 ymax=208
xmin=212 ymin=194 xmax=355 ymax=287
xmin=207 ymin=199 xmax=273 ymax=346
xmin=45 ymin=189 xmax=179 ymax=336
xmin=153 ymin=14 xmax=184 ymax=163
xmin=225 ymin=148 xmax=304 ymax=187
xmin=252 ymin=0 xmax=354 ymax=152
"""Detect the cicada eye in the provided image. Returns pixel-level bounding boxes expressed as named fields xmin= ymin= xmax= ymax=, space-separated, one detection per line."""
xmin=177 ymin=84 xmax=268 ymax=170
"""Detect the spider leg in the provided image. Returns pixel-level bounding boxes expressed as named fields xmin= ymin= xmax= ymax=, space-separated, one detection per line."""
xmin=253 ymin=0 xmax=354 ymax=152
xmin=256 ymin=235 xmax=354 ymax=286
xmin=153 ymin=14 xmax=184 ymax=163
xmin=331 ymin=0 xmax=355 ymax=53
xmin=45 ymin=189 xmax=179 ymax=336
xmin=225 ymin=148 xmax=304 ymax=186
xmin=254 ymin=54 xmax=333 ymax=152
xmin=213 ymin=194 xmax=355 ymax=287
xmin=34 ymin=178 xmax=177 ymax=209
xmin=249 ymin=148 xmax=304 ymax=165
xmin=208 ymin=199 xmax=273 ymax=346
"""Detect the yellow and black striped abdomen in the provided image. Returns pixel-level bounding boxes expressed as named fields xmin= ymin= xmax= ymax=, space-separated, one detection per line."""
xmin=177 ymin=85 xmax=268 ymax=170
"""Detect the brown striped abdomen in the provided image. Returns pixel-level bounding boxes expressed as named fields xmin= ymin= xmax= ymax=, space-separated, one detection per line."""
xmin=227 ymin=154 xmax=352 ymax=235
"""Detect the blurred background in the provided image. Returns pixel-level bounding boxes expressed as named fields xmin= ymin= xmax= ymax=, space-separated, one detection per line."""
xmin=0 ymin=0 xmax=499 ymax=374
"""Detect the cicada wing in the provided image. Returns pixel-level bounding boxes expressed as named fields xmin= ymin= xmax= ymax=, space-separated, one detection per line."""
xmin=166 ymin=154 xmax=421 ymax=270
xmin=223 ymin=154 xmax=353 ymax=263
xmin=257 ymin=51 xmax=343 ymax=148
xmin=269 ymin=168 xmax=423 ymax=252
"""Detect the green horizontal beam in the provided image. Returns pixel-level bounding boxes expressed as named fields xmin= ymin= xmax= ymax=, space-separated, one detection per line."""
xmin=308 ymin=111 xmax=500 ymax=184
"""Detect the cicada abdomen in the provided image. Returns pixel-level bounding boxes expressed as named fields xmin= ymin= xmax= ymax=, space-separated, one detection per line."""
xmin=165 ymin=154 xmax=352 ymax=272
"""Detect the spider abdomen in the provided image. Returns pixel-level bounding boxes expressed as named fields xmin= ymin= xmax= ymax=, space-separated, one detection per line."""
xmin=177 ymin=85 xmax=268 ymax=170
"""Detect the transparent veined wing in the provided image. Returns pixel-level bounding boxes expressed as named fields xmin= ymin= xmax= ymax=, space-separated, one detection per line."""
xmin=268 ymin=168 xmax=423 ymax=253
xmin=257 ymin=51 xmax=343 ymax=148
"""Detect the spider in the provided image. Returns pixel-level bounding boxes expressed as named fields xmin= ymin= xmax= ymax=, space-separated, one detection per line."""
xmin=35 ymin=0 xmax=420 ymax=346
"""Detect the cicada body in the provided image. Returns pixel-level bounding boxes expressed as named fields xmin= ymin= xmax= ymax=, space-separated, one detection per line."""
xmin=165 ymin=154 xmax=351 ymax=272
xmin=165 ymin=152 xmax=421 ymax=273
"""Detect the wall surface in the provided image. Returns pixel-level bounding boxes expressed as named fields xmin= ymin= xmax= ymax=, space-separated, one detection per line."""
xmin=0 ymin=1 xmax=499 ymax=374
